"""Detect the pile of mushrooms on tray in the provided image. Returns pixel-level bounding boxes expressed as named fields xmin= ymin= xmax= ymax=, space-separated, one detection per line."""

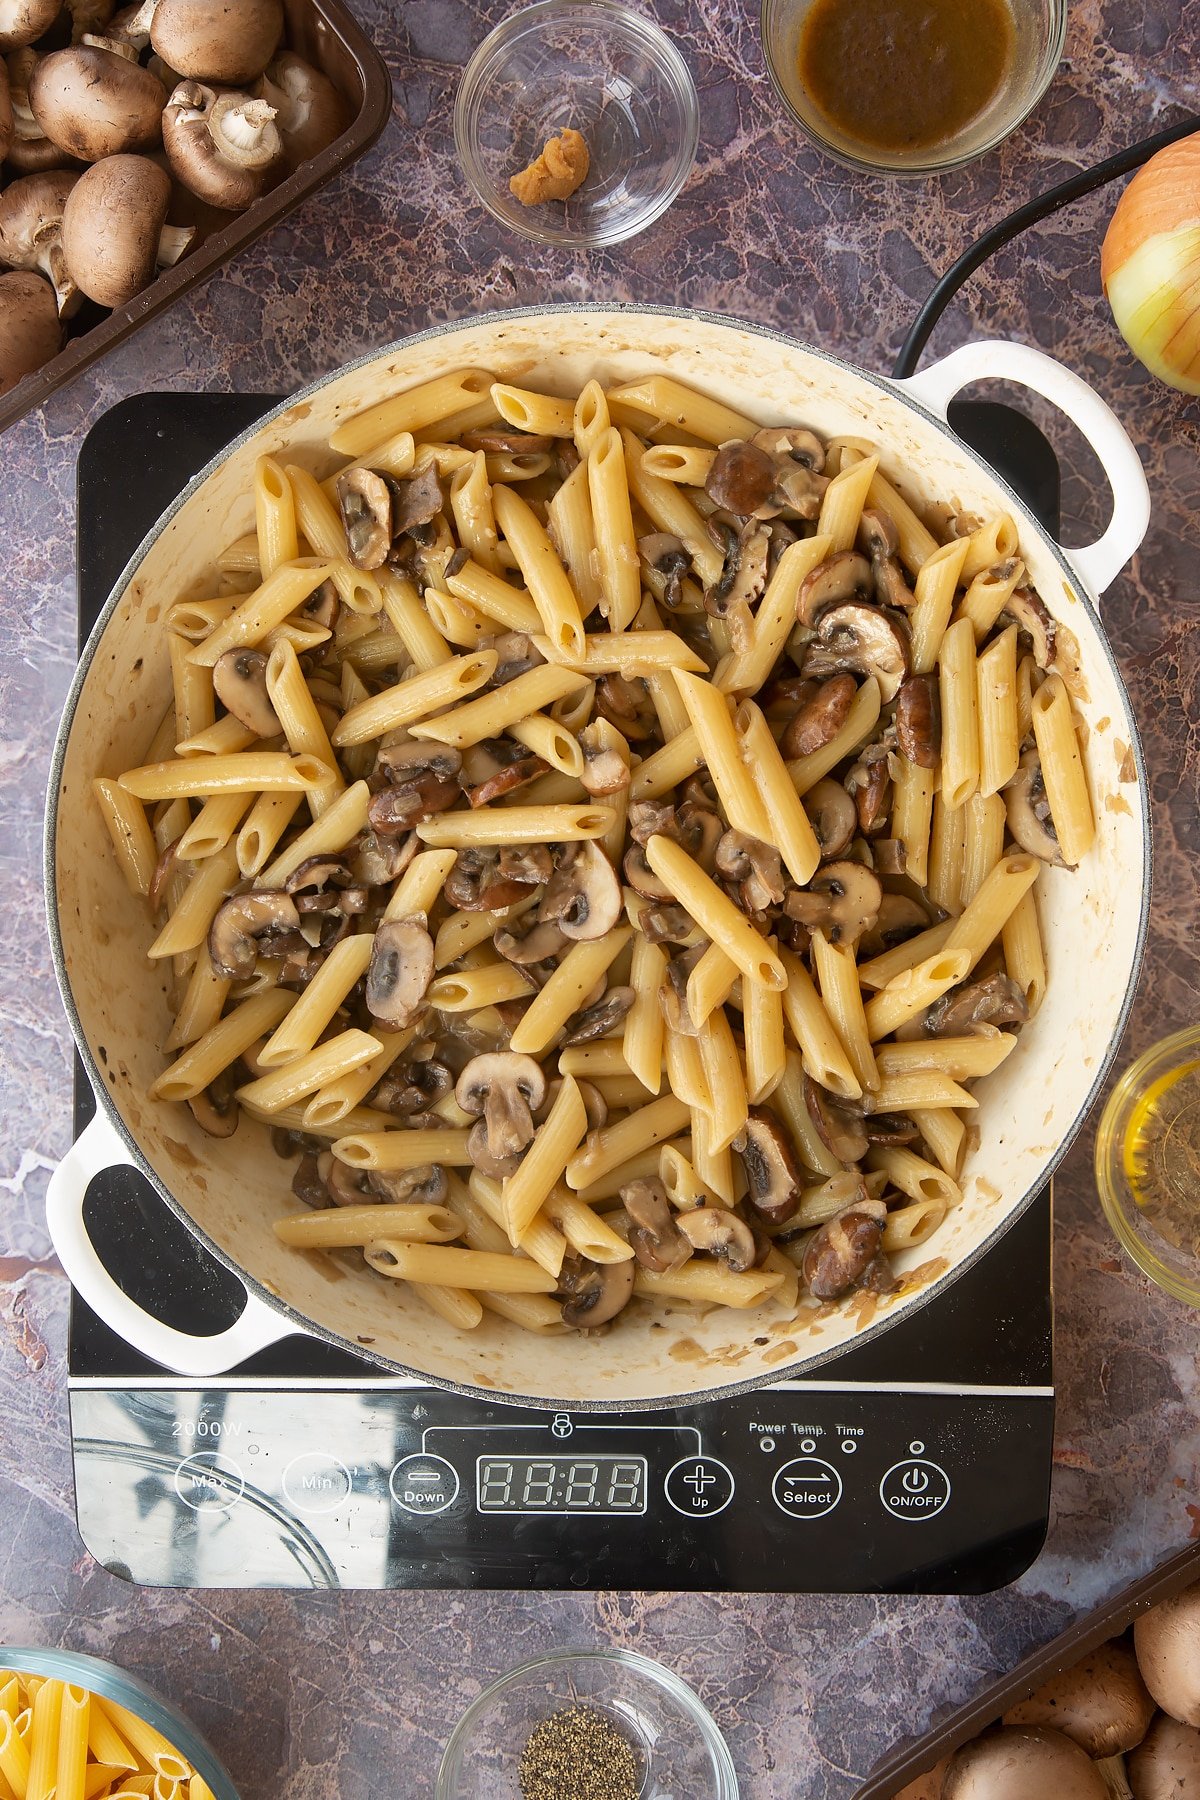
xmin=899 ymin=1577 xmax=1200 ymax=1800
xmin=0 ymin=0 xmax=349 ymax=393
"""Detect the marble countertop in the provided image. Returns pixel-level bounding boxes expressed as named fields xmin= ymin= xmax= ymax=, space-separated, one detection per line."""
xmin=2 ymin=2 xmax=1199 ymax=1794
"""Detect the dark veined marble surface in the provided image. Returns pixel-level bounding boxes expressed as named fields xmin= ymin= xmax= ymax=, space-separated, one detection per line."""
xmin=1 ymin=2 xmax=1198 ymax=1795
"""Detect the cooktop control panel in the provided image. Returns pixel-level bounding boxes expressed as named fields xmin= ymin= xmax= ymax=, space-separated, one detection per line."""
xmin=70 ymin=1381 xmax=1050 ymax=1592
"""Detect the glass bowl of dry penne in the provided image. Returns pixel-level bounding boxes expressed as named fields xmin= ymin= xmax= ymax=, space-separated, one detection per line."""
xmin=52 ymin=309 xmax=1149 ymax=1406
xmin=0 ymin=1651 xmax=239 ymax=1800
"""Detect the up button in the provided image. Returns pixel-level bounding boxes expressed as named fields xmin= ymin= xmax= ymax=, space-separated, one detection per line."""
xmin=879 ymin=1444 xmax=951 ymax=1521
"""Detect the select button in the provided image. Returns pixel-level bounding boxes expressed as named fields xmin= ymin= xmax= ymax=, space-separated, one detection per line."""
xmin=390 ymin=1453 xmax=459 ymax=1516
xmin=771 ymin=1457 xmax=843 ymax=1520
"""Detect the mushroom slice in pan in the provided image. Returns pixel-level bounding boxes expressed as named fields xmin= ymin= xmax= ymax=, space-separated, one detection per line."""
xmin=706 ymin=518 xmax=769 ymax=621
xmin=538 ymin=840 xmax=622 ymax=941
xmin=187 ymin=1073 xmax=239 ymax=1138
xmin=637 ymin=531 xmax=692 ymax=610
xmin=801 ymin=602 xmax=910 ymax=703
xmin=579 ymin=728 xmax=630 ymax=797
xmin=370 ymin=1165 xmax=449 ymax=1205
xmin=562 ymin=985 xmax=635 ymax=1046
xmin=858 ymin=507 xmax=914 ymax=609
xmin=365 ymin=915 xmax=434 ymax=1028
xmin=1004 ymin=751 xmax=1065 ymax=865
xmin=925 ymin=972 xmax=1029 ymax=1037
xmin=864 ymin=1112 xmax=919 ymax=1146
xmin=390 ymin=461 xmax=444 ymax=538
xmin=558 ymin=1253 xmax=635 ymax=1330
xmin=659 ymin=949 xmax=703 ymax=1037
xmin=1001 ymin=585 xmax=1057 ymax=669
xmin=803 ymin=1073 xmax=869 ymax=1164
xmin=462 ymin=737 xmax=546 ymax=807
xmin=465 ymin=1118 xmax=523 ymax=1180
xmin=443 ymin=847 xmax=527 ymax=912
xmin=858 ymin=894 xmax=930 ymax=961
xmin=283 ymin=855 xmax=357 ymax=911
xmin=894 ymin=673 xmax=940 ymax=767
xmin=623 ymin=841 xmax=675 ymax=902
xmin=456 ymin=1052 xmax=546 ymax=1161
xmin=291 ymin=1151 xmax=329 ymax=1208
xmin=673 ymin=801 xmax=725 ymax=876
xmin=780 ymin=673 xmax=858 ymax=759
xmin=677 ymin=1207 xmax=757 ymax=1272
xmin=594 ymin=672 xmax=657 ymax=742
xmin=845 ymin=747 xmax=891 ymax=836
xmin=488 ymin=631 xmax=544 ymax=686
xmin=704 ymin=438 xmax=780 ymax=518
xmin=369 ymin=742 xmax=463 ymax=834
xmin=795 ymin=551 xmax=873 ymax=627
xmin=208 ymin=890 xmax=299 ymax=979
xmin=784 ymin=860 xmax=881 ymax=946
xmin=752 ymin=425 xmax=825 ymax=472
xmin=715 ymin=830 xmax=785 ymax=912
xmin=494 ymin=916 xmax=569 ymax=966
xmin=735 ymin=1107 xmax=803 ymax=1226
xmin=802 ymin=1198 xmax=889 ymax=1301
xmin=336 ymin=467 xmax=392 ymax=569
xmin=801 ymin=778 xmax=857 ymax=860
xmin=212 ymin=647 xmax=279 ymax=737
xmin=638 ymin=903 xmax=696 ymax=947
xmin=352 ymin=828 xmax=417 ymax=888
xmin=621 ymin=1177 xmax=691 ymax=1272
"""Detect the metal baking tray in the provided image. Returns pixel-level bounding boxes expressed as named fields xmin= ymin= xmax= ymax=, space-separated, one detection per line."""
xmin=0 ymin=0 xmax=390 ymax=434
xmin=858 ymin=1540 xmax=1200 ymax=1796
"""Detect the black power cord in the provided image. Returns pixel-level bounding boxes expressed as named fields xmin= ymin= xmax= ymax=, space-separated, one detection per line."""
xmin=891 ymin=112 xmax=1200 ymax=379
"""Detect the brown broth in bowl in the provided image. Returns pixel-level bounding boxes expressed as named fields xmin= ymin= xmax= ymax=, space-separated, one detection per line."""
xmin=797 ymin=0 xmax=1015 ymax=156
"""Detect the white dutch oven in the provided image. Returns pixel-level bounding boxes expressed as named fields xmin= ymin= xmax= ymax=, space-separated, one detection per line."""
xmin=45 ymin=307 xmax=1151 ymax=1408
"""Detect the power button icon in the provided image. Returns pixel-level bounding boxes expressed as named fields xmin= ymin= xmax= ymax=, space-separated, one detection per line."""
xmin=879 ymin=1457 xmax=951 ymax=1521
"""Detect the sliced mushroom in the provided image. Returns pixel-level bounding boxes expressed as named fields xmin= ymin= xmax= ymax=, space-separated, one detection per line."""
xmin=795 ymin=551 xmax=873 ymax=627
xmin=784 ymin=860 xmax=881 ymax=945
xmin=579 ymin=729 xmax=630 ymax=797
xmin=858 ymin=506 xmax=915 ymax=609
xmin=622 ymin=1177 xmax=691 ymax=1272
xmin=894 ymin=674 xmax=940 ymax=768
xmin=780 ymin=674 xmax=857 ymax=759
xmin=753 ymin=424 xmax=825 ymax=472
xmin=559 ymin=1253 xmax=635 ymax=1329
xmin=30 ymin=43 xmax=165 ymax=161
xmin=456 ymin=1051 xmax=545 ymax=1161
xmin=803 ymin=1198 xmax=889 ymax=1300
xmin=715 ymin=830 xmax=785 ymax=912
xmin=735 ymin=1107 xmax=803 ymax=1226
xmin=352 ymin=828 xmax=416 ymax=888
xmin=706 ymin=518 xmax=769 ymax=621
xmin=212 ymin=647 xmax=279 ymax=737
xmin=465 ymin=1118 xmax=522 ymax=1179
xmin=628 ymin=799 xmax=675 ymax=846
xmin=562 ymin=986 xmax=635 ymax=1046
xmin=859 ymin=895 xmax=930 ymax=960
xmin=1001 ymin=585 xmax=1057 ymax=669
xmin=369 ymin=741 xmax=463 ymax=833
xmin=803 ymin=1073 xmax=869 ymax=1163
xmin=494 ymin=916 xmax=568 ymax=966
xmin=865 ymin=1112 xmax=919 ymax=1146
xmin=673 ymin=801 xmax=725 ymax=876
xmin=623 ymin=842 xmax=674 ymax=902
xmin=443 ymin=847 xmax=529 ymax=912
xmin=365 ymin=915 xmax=434 ymax=1028
xmin=677 ymin=1207 xmax=758 ymax=1271
xmin=801 ymin=602 xmax=910 ymax=703
xmin=208 ymin=890 xmax=299 ymax=978
xmin=497 ymin=844 xmax=554 ymax=886
xmin=925 ymin=971 xmax=1029 ymax=1036
xmin=801 ymin=777 xmax=857 ymax=859
xmin=336 ymin=467 xmax=392 ymax=570
xmin=705 ymin=438 xmax=779 ymax=519
xmin=594 ymin=671 xmax=657 ymax=742
xmin=290 ymin=1151 xmax=328 ymax=1207
xmin=538 ymin=840 xmax=622 ymax=941
xmin=371 ymin=1165 xmax=448 ymax=1205
xmin=187 ymin=1075 xmax=238 ymax=1138
xmin=845 ymin=747 xmax=891 ymax=835
xmin=659 ymin=948 xmax=703 ymax=1037
xmin=1005 ymin=751 xmax=1065 ymax=865
xmin=489 ymin=631 xmax=543 ymax=686
xmin=637 ymin=531 xmax=691 ymax=610
xmin=372 ymin=1057 xmax=452 ymax=1117
xmin=638 ymin=903 xmax=696 ymax=947
xmin=461 ymin=736 xmax=546 ymax=806
xmin=390 ymin=461 xmax=444 ymax=538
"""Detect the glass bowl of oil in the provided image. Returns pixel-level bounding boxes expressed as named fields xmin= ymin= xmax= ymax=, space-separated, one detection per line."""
xmin=760 ymin=0 xmax=1066 ymax=175
xmin=1095 ymin=1025 xmax=1200 ymax=1307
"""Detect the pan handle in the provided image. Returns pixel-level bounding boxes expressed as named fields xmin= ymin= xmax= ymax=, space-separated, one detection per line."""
xmin=894 ymin=338 xmax=1151 ymax=598
xmin=46 ymin=1112 xmax=304 ymax=1377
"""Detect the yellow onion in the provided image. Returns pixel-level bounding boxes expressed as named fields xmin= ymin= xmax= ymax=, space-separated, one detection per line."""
xmin=1102 ymin=133 xmax=1200 ymax=395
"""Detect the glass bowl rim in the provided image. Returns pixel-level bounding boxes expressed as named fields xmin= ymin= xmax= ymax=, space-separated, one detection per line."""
xmin=1094 ymin=1023 xmax=1200 ymax=1307
xmin=453 ymin=0 xmax=701 ymax=247
xmin=0 ymin=1647 xmax=240 ymax=1799
xmin=435 ymin=1645 xmax=740 ymax=1798
xmin=758 ymin=0 xmax=1068 ymax=178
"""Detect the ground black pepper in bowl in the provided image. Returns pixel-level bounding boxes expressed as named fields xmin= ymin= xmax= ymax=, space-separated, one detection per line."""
xmin=518 ymin=1703 xmax=642 ymax=1800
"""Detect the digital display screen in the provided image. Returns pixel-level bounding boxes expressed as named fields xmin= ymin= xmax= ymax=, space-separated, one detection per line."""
xmin=476 ymin=1455 xmax=647 ymax=1514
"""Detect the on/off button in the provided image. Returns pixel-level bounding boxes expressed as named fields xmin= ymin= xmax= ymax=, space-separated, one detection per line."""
xmin=879 ymin=1457 xmax=951 ymax=1521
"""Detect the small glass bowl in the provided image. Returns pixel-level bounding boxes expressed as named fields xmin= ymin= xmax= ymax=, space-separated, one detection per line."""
xmin=454 ymin=1 xmax=699 ymax=247
xmin=0 ymin=1648 xmax=240 ymax=1799
xmin=436 ymin=1647 xmax=739 ymax=1799
xmin=1095 ymin=1025 xmax=1200 ymax=1307
xmin=760 ymin=0 xmax=1066 ymax=176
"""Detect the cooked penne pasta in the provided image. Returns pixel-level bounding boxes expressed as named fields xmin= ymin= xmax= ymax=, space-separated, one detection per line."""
xmin=417 ymin=804 xmax=614 ymax=847
xmin=93 ymin=778 xmax=157 ymax=895
xmin=1031 ymin=674 xmax=1095 ymax=865
xmin=407 ymin=662 xmax=580 ymax=747
xmin=937 ymin=615 xmax=980 ymax=808
xmin=1001 ymin=887 xmax=1047 ymax=1015
xmin=976 ymin=622 xmax=1020 ymax=798
xmin=779 ymin=948 xmax=863 ymax=1101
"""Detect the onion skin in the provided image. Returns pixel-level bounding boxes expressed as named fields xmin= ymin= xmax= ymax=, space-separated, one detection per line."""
xmin=1101 ymin=134 xmax=1200 ymax=395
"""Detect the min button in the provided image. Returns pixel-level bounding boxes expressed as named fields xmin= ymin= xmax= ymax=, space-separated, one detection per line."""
xmin=283 ymin=1452 xmax=352 ymax=1515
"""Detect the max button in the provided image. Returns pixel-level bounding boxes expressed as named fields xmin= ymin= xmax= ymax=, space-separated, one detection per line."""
xmin=174 ymin=1452 xmax=244 ymax=1512
xmin=664 ymin=1456 xmax=735 ymax=1517
xmin=390 ymin=1453 xmax=459 ymax=1516
xmin=879 ymin=1458 xmax=951 ymax=1521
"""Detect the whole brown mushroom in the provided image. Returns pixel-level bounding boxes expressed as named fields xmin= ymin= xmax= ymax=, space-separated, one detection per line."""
xmin=149 ymin=0 xmax=285 ymax=85
xmin=0 ymin=0 xmax=59 ymax=52
xmin=162 ymin=79 xmax=283 ymax=211
xmin=0 ymin=269 xmax=60 ymax=393
xmin=1135 ymin=1584 xmax=1200 ymax=1726
xmin=1004 ymin=1639 xmax=1156 ymax=1758
xmin=1128 ymin=1713 xmax=1200 ymax=1799
xmin=943 ymin=1725 xmax=1110 ymax=1800
xmin=0 ymin=170 xmax=79 ymax=315
xmin=0 ymin=56 xmax=12 ymax=161
xmin=61 ymin=154 xmax=193 ymax=307
xmin=30 ymin=43 xmax=166 ymax=161
xmin=256 ymin=50 xmax=348 ymax=168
